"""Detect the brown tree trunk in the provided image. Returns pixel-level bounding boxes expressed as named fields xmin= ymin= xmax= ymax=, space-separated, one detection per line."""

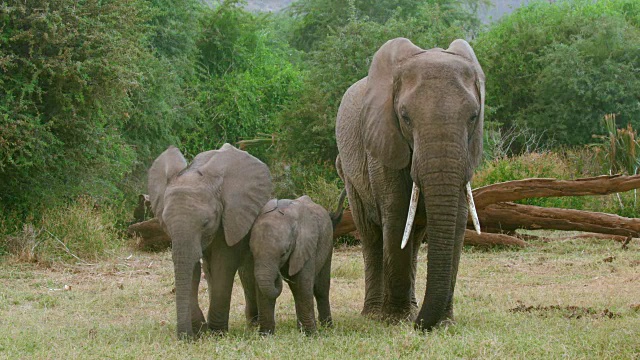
xmin=473 ymin=174 xmax=640 ymax=209
xmin=476 ymin=202 xmax=640 ymax=237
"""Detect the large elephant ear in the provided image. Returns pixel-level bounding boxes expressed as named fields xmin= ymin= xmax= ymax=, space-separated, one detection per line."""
xmin=199 ymin=143 xmax=273 ymax=247
xmin=446 ymin=39 xmax=486 ymax=170
xmin=148 ymin=146 xmax=187 ymax=221
xmin=363 ymin=38 xmax=423 ymax=169
xmin=288 ymin=197 xmax=318 ymax=276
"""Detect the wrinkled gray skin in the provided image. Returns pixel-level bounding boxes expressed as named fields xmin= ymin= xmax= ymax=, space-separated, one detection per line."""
xmin=249 ymin=196 xmax=335 ymax=335
xmin=148 ymin=144 xmax=272 ymax=339
xmin=335 ymin=38 xmax=485 ymax=331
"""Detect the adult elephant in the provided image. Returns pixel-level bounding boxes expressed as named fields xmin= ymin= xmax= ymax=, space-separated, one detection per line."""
xmin=148 ymin=144 xmax=272 ymax=339
xmin=335 ymin=38 xmax=484 ymax=331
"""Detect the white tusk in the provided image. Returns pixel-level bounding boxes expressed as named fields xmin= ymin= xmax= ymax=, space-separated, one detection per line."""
xmin=401 ymin=182 xmax=420 ymax=249
xmin=466 ymin=182 xmax=481 ymax=234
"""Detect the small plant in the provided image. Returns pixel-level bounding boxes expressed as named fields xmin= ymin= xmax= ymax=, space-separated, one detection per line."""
xmin=4 ymin=198 xmax=126 ymax=264
xmin=591 ymin=114 xmax=640 ymax=213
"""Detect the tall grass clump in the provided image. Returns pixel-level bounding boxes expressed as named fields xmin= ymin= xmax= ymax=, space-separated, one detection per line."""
xmin=473 ymin=152 xmax=590 ymax=209
xmin=5 ymin=198 xmax=125 ymax=264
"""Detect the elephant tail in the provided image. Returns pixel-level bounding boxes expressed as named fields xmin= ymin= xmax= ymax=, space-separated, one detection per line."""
xmin=330 ymin=189 xmax=347 ymax=230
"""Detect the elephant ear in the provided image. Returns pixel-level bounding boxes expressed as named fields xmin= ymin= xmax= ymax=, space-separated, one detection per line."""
xmin=148 ymin=146 xmax=187 ymax=222
xmin=362 ymin=38 xmax=423 ymax=169
xmin=288 ymin=197 xmax=318 ymax=276
xmin=446 ymin=39 xmax=486 ymax=170
xmin=199 ymin=143 xmax=273 ymax=247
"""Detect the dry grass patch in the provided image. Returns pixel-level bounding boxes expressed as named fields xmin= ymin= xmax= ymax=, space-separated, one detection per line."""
xmin=0 ymin=234 xmax=638 ymax=358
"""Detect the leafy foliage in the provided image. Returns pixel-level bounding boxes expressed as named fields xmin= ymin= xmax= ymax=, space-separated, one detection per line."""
xmin=279 ymin=3 xmax=478 ymax=162
xmin=473 ymin=0 xmax=640 ymax=148
xmin=184 ymin=1 xmax=304 ymax=159
xmin=0 ymin=0 xmax=151 ymax=212
xmin=288 ymin=0 xmax=484 ymax=51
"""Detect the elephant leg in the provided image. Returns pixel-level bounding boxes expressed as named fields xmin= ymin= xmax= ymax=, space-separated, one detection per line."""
xmin=190 ymin=260 xmax=207 ymax=335
xmin=314 ymin=255 xmax=333 ymax=328
xmin=381 ymin=223 xmax=416 ymax=321
xmin=443 ymin=190 xmax=468 ymax=322
xmin=203 ymin=243 xmax=242 ymax=333
xmin=256 ymin=278 xmax=280 ymax=335
xmin=238 ymin=254 xmax=259 ymax=326
xmin=290 ymin=271 xmax=317 ymax=335
xmin=346 ymin=182 xmax=383 ymax=317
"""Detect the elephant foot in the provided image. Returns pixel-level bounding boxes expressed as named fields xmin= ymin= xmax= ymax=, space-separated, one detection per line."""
xmin=258 ymin=327 xmax=275 ymax=336
xmin=207 ymin=323 xmax=229 ymax=335
xmin=414 ymin=313 xmax=455 ymax=332
xmin=381 ymin=307 xmax=416 ymax=325
xmin=246 ymin=315 xmax=260 ymax=328
xmin=319 ymin=317 xmax=333 ymax=328
xmin=361 ymin=301 xmax=383 ymax=319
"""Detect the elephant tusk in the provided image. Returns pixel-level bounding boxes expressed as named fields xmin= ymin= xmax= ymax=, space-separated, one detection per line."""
xmin=401 ymin=182 xmax=420 ymax=249
xmin=466 ymin=182 xmax=481 ymax=234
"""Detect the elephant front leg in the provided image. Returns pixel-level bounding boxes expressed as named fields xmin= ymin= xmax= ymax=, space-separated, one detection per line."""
xmin=347 ymin=184 xmax=384 ymax=317
xmin=314 ymin=256 xmax=333 ymax=327
xmin=238 ymin=255 xmax=259 ymax=326
xmin=256 ymin=280 xmax=279 ymax=335
xmin=381 ymin=223 xmax=417 ymax=322
xmin=190 ymin=261 xmax=207 ymax=336
xmin=290 ymin=272 xmax=317 ymax=335
xmin=203 ymin=245 xmax=242 ymax=333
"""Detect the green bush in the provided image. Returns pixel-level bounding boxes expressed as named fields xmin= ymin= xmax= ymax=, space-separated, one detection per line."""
xmin=184 ymin=2 xmax=304 ymax=159
xmin=4 ymin=197 xmax=125 ymax=264
xmin=473 ymin=0 xmax=640 ymax=149
xmin=473 ymin=149 xmax=640 ymax=216
xmin=288 ymin=0 xmax=484 ymax=51
xmin=279 ymin=2 xmax=478 ymax=163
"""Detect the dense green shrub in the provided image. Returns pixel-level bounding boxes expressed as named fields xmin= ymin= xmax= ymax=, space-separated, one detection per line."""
xmin=288 ymin=0 xmax=484 ymax=51
xmin=184 ymin=1 xmax=304 ymax=159
xmin=0 ymin=0 xmax=204 ymax=214
xmin=0 ymin=0 xmax=153 ymax=213
xmin=473 ymin=0 xmax=640 ymax=149
xmin=279 ymin=3 xmax=479 ymax=163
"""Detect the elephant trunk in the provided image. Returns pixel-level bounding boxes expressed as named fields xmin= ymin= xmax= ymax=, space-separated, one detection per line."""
xmin=413 ymin=139 xmax=465 ymax=331
xmin=255 ymin=262 xmax=283 ymax=300
xmin=171 ymin=230 xmax=203 ymax=339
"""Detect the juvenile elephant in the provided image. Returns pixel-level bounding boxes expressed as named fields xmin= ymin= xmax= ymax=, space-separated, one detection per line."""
xmin=148 ymin=144 xmax=272 ymax=339
xmin=249 ymin=194 xmax=345 ymax=335
xmin=335 ymin=38 xmax=485 ymax=330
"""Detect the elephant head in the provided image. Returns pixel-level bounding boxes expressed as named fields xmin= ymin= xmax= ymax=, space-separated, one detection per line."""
xmin=250 ymin=197 xmax=319 ymax=300
xmin=362 ymin=38 xmax=485 ymax=330
xmin=148 ymin=144 xmax=272 ymax=338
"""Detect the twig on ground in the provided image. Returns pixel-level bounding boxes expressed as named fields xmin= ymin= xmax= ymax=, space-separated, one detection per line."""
xmin=42 ymin=228 xmax=94 ymax=265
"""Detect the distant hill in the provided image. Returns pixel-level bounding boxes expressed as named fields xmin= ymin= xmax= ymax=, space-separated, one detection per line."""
xmin=239 ymin=0 xmax=530 ymax=23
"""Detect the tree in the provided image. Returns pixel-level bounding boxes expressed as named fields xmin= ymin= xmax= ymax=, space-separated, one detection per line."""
xmin=279 ymin=2 xmax=480 ymax=163
xmin=473 ymin=0 xmax=640 ymax=148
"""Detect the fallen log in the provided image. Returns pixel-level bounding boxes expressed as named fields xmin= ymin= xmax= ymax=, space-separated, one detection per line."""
xmin=333 ymin=210 xmax=357 ymax=238
xmin=472 ymin=174 xmax=640 ymax=209
xmin=477 ymin=202 xmax=640 ymax=237
xmin=560 ymin=233 xmax=631 ymax=242
xmin=128 ymin=218 xmax=171 ymax=251
xmin=463 ymin=230 xmax=529 ymax=247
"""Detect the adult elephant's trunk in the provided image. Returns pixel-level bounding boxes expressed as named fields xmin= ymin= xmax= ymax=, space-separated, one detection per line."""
xmin=412 ymin=139 xmax=465 ymax=331
xmin=171 ymin=230 xmax=203 ymax=339
xmin=255 ymin=263 xmax=283 ymax=300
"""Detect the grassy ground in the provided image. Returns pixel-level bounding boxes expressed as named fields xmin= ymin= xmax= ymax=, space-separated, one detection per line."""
xmin=1 ymin=234 xmax=639 ymax=359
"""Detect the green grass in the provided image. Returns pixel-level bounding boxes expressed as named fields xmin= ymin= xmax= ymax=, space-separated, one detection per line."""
xmin=1 ymin=236 xmax=639 ymax=359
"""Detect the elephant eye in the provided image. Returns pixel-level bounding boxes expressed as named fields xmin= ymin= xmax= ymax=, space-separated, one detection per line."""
xmin=400 ymin=107 xmax=411 ymax=125
xmin=469 ymin=112 xmax=479 ymax=123
xmin=202 ymin=218 xmax=210 ymax=227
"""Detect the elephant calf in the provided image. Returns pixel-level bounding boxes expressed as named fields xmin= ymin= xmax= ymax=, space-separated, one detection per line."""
xmin=250 ymin=194 xmax=344 ymax=335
